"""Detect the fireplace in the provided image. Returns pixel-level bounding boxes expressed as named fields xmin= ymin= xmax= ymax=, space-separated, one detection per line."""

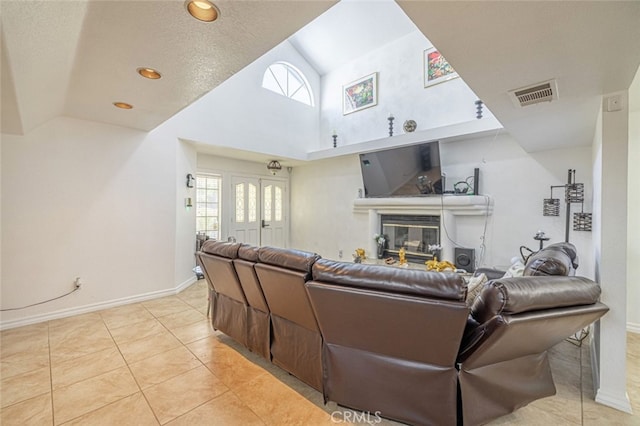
xmin=381 ymin=215 xmax=440 ymax=262
xmin=353 ymin=195 xmax=492 ymax=264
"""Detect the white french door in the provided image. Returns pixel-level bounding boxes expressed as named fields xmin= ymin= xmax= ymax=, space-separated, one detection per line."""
xmin=260 ymin=179 xmax=287 ymax=248
xmin=229 ymin=176 xmax=260 ymax=245
xmin=229 ymin=176 xmax=288 ymax=247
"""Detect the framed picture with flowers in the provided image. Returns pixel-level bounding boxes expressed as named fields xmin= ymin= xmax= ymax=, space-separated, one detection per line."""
xmin=424 ymin=47 xmax=459 ymax=88
xmin=343 ymin=72 xmax=378 ymax=115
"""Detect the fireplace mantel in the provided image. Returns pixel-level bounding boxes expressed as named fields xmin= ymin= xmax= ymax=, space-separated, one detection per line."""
xmin=353 ymin=195 xmax=493 ymax=216
xmin=354 ymin=195 xmax=493 ymax=264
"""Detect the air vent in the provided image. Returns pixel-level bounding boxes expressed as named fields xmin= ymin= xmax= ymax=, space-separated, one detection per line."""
xmin=508 ymin=79 xmax=558 ymax=107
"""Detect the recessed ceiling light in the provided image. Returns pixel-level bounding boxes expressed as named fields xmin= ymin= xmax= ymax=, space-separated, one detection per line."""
xmin=113 ymin=102 xmax=133 ymax=109
xmin=137 ymin=67 xmax=162 ymax=79
xmin=185 ymin=0 xmax=219 ymax=22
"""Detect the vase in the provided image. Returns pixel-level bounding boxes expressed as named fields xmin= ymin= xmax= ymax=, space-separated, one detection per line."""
xmin=377 ymin=242 xmax=385 ymax=259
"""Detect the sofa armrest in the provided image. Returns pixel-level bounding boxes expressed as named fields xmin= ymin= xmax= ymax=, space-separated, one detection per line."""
xmin=470 ymin=276 xmax=601 ymax=324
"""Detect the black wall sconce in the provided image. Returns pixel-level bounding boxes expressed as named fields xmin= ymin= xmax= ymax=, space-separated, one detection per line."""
xmin=186 ymin=174 xmax=195 ymax=188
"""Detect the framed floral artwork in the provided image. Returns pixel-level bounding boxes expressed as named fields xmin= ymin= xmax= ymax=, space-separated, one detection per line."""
xmin=343 ymin=72 xmax=377 ymax=115
xmin=424 ymin=47 xmax=459 ymax=88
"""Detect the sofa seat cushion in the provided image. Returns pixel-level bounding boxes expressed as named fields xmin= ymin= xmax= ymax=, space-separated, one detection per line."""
xmin=312 ymin=259 xmax=466 ymax=301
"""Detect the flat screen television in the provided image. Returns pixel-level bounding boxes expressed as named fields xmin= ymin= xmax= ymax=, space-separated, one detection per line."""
xmin=359 ymin=141 xmax=442 ymax=197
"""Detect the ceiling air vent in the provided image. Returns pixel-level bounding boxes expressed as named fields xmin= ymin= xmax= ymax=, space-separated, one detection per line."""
xmin=508 ymin=79 xmax=558 ymax=107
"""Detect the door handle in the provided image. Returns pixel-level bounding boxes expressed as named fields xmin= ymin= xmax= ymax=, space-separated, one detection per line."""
xmin=261 ymin=220 xmax=270 ymax=228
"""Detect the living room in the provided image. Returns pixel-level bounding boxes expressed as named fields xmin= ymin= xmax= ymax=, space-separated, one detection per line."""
xmin=1 ymin=0 xmax=639 ymax=423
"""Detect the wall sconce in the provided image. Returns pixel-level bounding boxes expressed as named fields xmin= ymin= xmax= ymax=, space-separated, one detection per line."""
xmin=186 ymin=174 xmax=195 ymax=188
xmin=267 ymin=160 xmax=282 ymax=175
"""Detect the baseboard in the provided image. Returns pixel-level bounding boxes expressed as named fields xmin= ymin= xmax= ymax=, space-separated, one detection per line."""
xmin=627 ymin=322 xmax=640 ymax=334
xmin=595 ymin=389 xmax=633 ymax=414
xmin=0 ymin=276 xmax=200 ymax=331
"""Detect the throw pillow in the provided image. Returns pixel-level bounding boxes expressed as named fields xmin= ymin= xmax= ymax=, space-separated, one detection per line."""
xmin=466 ymin=273 xmax=488 ymax=307
xmin=503 ymin=257 xmax=525 ymax=278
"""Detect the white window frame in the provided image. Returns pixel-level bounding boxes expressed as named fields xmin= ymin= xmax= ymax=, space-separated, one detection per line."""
xmin=262 ymin=61 xmax=314 ymax=106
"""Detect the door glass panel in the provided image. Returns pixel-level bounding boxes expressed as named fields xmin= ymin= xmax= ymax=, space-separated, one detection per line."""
xmin=264 ymin=185 xmax=272 ymax=221
xmin=235 ymin=183 xmax=245 ymax=223
xmin=248 ymin=184 xmax=257 ymax=223
xmin=275 ymin=186 xmax=282 ymax=221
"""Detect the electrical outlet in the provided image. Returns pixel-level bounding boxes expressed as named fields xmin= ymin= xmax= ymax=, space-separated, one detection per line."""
xmin=74 ymin=277 xmax=82 ymax=290
xmin=338 ymin=249 xmax=343 ymax=259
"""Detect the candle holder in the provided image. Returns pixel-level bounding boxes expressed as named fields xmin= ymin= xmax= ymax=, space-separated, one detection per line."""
xmin=332 ymin=133 xmax=337 ymax=148
xmin=475 ymin=100 xmax=484 ymax=119
xmin=388 ymin=115 xmax=394 ymax=136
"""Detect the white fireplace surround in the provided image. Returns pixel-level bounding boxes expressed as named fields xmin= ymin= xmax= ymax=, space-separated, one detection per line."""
xmin=353 ymin=195 xmax=493 ymax=263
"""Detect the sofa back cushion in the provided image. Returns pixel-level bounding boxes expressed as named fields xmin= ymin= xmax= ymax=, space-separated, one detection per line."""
xmin=258 ymin=246 xmax=320 ymax=274
xmin=200 ymin=240 xmax=240 ymax=259
xmin=254 ymin=247 xmax=321 ymax=331
xmin=470 ymin=276 xmax=601 ymax=324
xmin=523 ymin=242 xmax=578 ymax=276
xmin=238 ymin=244 xmax=260 ymax=262
xmin=234 ymin=245 xmax=269 ymax=312
xmin=312 ymin=259 xmax=466 ymax=301
xmin=198 ymin=241 xmax=246 ymax=304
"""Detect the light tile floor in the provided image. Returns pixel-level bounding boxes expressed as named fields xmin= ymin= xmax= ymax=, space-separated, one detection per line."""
xmin=0 ymin=280 xmax=638 ymax=425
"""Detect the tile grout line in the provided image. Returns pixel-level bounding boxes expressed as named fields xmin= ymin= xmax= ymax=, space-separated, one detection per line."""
xmin=101 ymin=301 xmax=215 ymax=424
xmin=100 ymin=307 xmax=162 ymax=426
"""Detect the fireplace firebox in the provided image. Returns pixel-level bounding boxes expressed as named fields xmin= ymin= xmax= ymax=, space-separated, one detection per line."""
xmin=381 ymin=215 xmax=440 ymax=263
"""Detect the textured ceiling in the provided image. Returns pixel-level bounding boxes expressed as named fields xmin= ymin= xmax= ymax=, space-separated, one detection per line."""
xmin=1 ymin=0 xmax=336 ymax=135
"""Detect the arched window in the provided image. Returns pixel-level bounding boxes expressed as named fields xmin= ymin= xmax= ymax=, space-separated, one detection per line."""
xmin=262 ymin=62 xmax=314 ymax=106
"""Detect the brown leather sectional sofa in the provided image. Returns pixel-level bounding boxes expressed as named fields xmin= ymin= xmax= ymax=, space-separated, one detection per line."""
xmin=197 ymin=241 xmax=608 ymax=425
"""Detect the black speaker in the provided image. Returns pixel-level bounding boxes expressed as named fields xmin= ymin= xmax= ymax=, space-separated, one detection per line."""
xmin=473 ymin=167 xmax=480 ymax=195
xmin=455 ymin=248 xmax=475 ymax=272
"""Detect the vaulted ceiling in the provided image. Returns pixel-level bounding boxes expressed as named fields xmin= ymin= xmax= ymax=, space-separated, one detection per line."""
xmin=2 ymin=1 xmax=639 ymax=154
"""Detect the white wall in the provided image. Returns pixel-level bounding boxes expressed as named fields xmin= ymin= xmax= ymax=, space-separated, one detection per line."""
xmin=442 ymin=132 xmax=594 ymax=274
xmin=628 ymin=110 xmax=640 ymax=330
xmin=290 ymin=155 xmax=368 ymax=259
xmin=316 ymin=31 xmax=494 ymax=151
xmin=169 ymin=40 xmax=321 ymax=160
xmin=1 ymin=117 xmax=178 ymax=328
xmin=174 ymin=139 xmax=198 ymax=287
xmin=290 ymin=132 xmax=594 ymax=273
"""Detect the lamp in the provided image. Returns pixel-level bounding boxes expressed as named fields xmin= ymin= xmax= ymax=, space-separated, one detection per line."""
xmin=267 ymin=160 xmax=282 ymax=175
xmin=542 ymin=169 xmax=592 ymax=242
xmin=186 ymin=174 xmax=195 ymax=188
